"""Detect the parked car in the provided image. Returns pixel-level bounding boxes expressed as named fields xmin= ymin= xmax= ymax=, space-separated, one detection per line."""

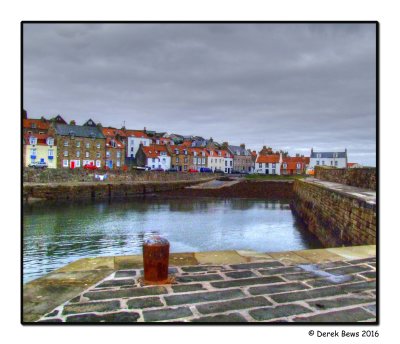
xmin=214 ymin=169 xmax=224 ymax=173
xmin=84 ymin=164 xmax=98 ymax=170
xmin=188 ymin=168 xmax=199 ymax=173
xmin=231 ymin=170 xmax=241 ymax=174
xmin=167 ymin=167 xmax=178 ymax=172
xmin=29 ymin=161 xmax=48 ymax=169
xmin=152 ymin=168 xmax=165 ymax=172
xmin=199 ymin=167 xmax=212 ymax=173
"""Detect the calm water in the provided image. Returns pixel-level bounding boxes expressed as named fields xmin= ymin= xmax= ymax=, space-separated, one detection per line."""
xmin=23 ymin=198 xmax=322 ymax=283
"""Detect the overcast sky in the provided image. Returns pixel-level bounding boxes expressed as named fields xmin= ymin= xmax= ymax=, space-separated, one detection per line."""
xmin=23 ymin=23 xmax=376 ymax=166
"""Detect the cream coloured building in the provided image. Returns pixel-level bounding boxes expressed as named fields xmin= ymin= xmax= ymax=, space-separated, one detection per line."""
xmin=24 ymin=134 xmax=57 ymax=168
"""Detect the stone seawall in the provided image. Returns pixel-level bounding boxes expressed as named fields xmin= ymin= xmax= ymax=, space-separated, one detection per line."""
xmin=23 ymin=168 xmax=216 ymax=183
xmin=157 ymin=180 xmax=294 ymax=199
xmin=291 ymin=179 xmax=376 ymax=247
xmin=23 ymin=178 xmax=216 ymax=202
xmin=315 ymin=167 xmax=376 ymax=190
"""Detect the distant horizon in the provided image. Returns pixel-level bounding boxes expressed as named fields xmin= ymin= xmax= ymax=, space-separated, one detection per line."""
xmin=23 ymin=23 xmax=377 ymax=166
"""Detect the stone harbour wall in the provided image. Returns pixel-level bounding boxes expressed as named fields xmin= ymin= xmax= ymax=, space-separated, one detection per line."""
xmin=315 ymin=167 xmax=376 ymax=190
xmin=23 ymin=167 xmax=217 ymax=183
xmin=157 ymin=180 xmax=294 ymax=199
xmin=292 ymin=179 xmax=376 ymax=247
xmin=23 ymin=179 xmax=216 ymax=202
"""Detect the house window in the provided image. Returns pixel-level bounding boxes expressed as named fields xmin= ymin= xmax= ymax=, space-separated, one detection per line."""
xmin=86 ymin=152 xmax=89 ymax=158
xmin=106 ymin=151 xmax=111 ymax=158
xmin=76 ymin=160 xmax=81 ymax=167
xmin=283 ymin=163 xmax=287 ymax=169
xmin=183 ymin=165 xmax=187 ymax=171
xmin=29 ymin=137 xmax=37 ymax=145
xmin=47 ymin=138 xmax=54 ymax=146
xmin=86 ymin=142 xmax=90 ymax=149
xmin=76 ymin=141 xmax=81 ymax=147
xmin=48 ymin=149 xmax=54 ymax=157
xmin=272 ymin=169 xmax=276 ymax=174
xmin=117 ymin=151 xmax=121 ymax=158
xmin=96 ymin=160 xmax=101 ymax=168
xmin=30 ymin=148 xmax=37 ymax=157
xmin=63 ymin=160 xmax=69 ymax=167
xmin=330 ymin=161 xmax=333 ymax=166
xmin=317 ymin=154 xmax=322 ymax=158
xmin=116 ymin=160 xmax=121 ymax=167
xmin=316 ymin=160 xmax=320 ymax=165
xmin=225 ymin=168 xmax=227 ymax=173
xmin=31 ymin=123 xmax=36 ymax=129
xmin=259 ymin=163 xmax=262 ymax=168
xmin=64 ymin=141 xmax=69 ymax=147
xmin=96 ymin=143 xmax=101 ymax=149
xmin=184 ymin=157 xmax=188 ymax=163
xmin=96 ymin=152 xmax=101 ymax=158
xmin=176 ymin=157 xmax=179 ymax=163
xmin=64 ymin=151 xmax=68 ymax=157
xmin=322 ymin=160 xmax=325 ymax=165
xmin=296 ymin=163 xmax=301 ymax=169
xmin=76 ymin=151 xmax=80 ymax=158
xmin=335 ymin=161 xmax=338 ymax=167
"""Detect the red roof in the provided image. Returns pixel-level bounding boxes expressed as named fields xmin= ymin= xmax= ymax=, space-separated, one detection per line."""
xmin=23 ymin=119 xmax=49 ymax=130
xmin=142 ymin=145 xmax=169 ymax=158
xmin=256 ymin=155 xmax=280 ymax=163
xmin=105 ymin=137 xmax=124 ymax=149
xmin=24 ymin=133 xmax=54 ymax=145
xmin=102 ymin=128 xmax=117 ymax=137
xmin=125 ymin=130 xmax=150 ymax=139
xmin=189 ymin=147 xmax=210 ymax=157
xmin=282 ymin=157 xmax=309 ymax=170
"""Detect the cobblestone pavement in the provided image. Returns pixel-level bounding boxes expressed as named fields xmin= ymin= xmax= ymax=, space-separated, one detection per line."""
xmin=36 ymin=256 xmax=376 ymax=323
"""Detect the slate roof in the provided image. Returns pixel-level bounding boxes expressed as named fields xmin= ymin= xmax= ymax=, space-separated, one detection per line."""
xmin=228 ymin=145 xmax=251 ymax=156
xmin=54 ymin=124 xmax=105 ymax=139
xmin=311 ymin=151 xmax=347 ymax=158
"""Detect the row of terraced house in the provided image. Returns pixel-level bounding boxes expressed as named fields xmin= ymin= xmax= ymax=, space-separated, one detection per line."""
xmin=22 ymin=111 xmax=348 ymax=174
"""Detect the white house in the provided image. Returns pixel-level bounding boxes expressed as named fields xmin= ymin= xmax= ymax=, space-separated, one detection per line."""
xmin=136 ymin=144 xmax=171 ymax=171
xmin=207 ymin=149 xmax=233 ymax=173
xmin=125 ymin=130 xmax=152 ymax=159
xmin=255 ymin=153 xmax=282 ymax=175
xmin=309 ymin=149 xmax=348 ymax=168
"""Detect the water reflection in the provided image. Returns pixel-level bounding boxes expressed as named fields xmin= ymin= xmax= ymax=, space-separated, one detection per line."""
xmin=23 ymin=197 xmax=322 ymax=283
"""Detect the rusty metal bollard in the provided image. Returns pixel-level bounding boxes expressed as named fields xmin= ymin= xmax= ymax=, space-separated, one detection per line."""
xmin=143 ymin=236 xmax=170 ymax=284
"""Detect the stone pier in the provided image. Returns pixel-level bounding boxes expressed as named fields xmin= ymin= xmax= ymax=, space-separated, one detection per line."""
xmin=23 ymin=246 xmax=376 ymax=323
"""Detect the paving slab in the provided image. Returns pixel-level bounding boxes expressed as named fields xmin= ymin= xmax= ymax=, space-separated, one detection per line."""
xmin=25 ymin=246 xmax=377 ymax=323
xmin=326 ymin=245 xmax=376 ymax=260
xmin=194 ymin=250 xmax=248 ymax=264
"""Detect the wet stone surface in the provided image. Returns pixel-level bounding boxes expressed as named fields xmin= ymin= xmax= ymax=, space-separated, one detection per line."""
xmin=36 ymin=257 xmax=376 ymax=323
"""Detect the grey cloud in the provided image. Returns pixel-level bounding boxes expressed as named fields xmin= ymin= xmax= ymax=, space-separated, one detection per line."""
xmin=23 ymin=23 xmax=377 ymax=166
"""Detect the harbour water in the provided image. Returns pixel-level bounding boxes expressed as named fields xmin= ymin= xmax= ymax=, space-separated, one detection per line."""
xmin=23 ymin=197 xmax=322 ymax=283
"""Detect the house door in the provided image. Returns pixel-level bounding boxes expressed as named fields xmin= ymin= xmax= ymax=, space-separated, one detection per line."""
xmin=70 ymin=161 xmax=75 ymax=169
xmin=108 ymin=160 xmax=113 ymax=169
xmin=265 ymin=169 xmax=269 ymax=175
